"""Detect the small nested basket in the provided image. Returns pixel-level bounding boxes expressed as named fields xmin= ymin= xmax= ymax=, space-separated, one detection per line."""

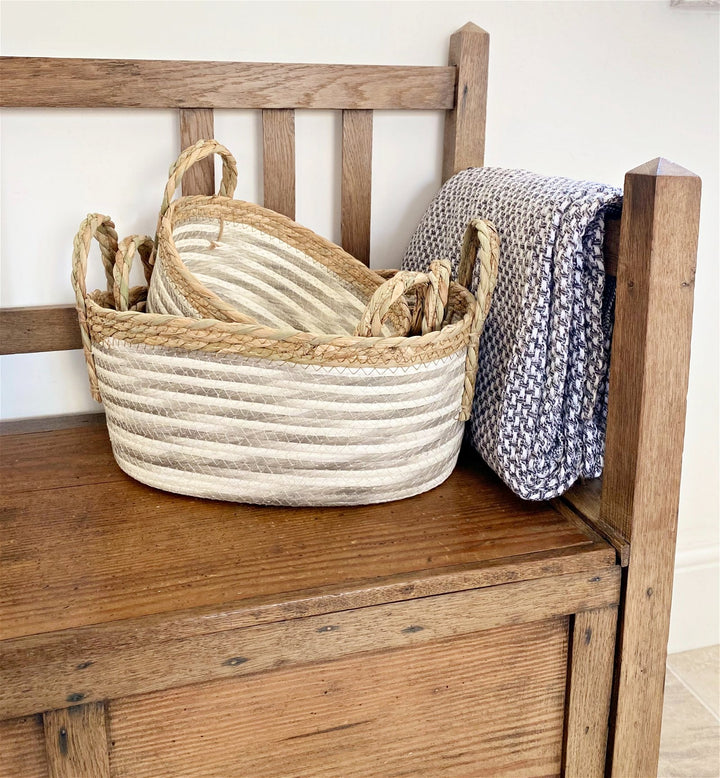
xmin=70 ymin=153 xmax=499 ymax=507
xmin=148 ymin=140 xmax=413 ymax=337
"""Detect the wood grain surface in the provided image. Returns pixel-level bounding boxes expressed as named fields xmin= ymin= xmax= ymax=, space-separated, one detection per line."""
xmin=563 ymin=606 xmax=619 ymax=777
xmin=341 ymin=109 xmax=373 ymax=265
xmin=442 ymin=22 xmax=489 ymax=182
xmin=555 ymin=484 xmax=630 ymax=566
xmin=602 ymin=160 xmax=701 ymax=777
xmin=0 ymin=568 xmax=619 ymax=719
xmin=0 ymin=411 xmax=105 ymax=436
xmin=43 ymin=703 xmax=109 ymax=778
xmin=604 ymin=215 xmax=620 ymax=276
xmin=179 ymin=108 xmax=215 ymax=195
xmin=107 ymin=620 xmax=568 ymax=777
xmin=0 ymin=421 xmax=614 ymax=643
xmin=0 ymin=305 xmax=81 ymax=355
xmin=0 ymin=715 xmax=47 ymax=778
xmin=262 ymin=109 xmax=296 ymax=218
xmin=0 ymin=58 xmax=456 ymax=110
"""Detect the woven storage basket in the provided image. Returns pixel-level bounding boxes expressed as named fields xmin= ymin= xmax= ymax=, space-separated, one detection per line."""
xmin=148 ymin=140 xmax=412 ymax=337
xmin=71 ymin=154 xmax=499 ymax=507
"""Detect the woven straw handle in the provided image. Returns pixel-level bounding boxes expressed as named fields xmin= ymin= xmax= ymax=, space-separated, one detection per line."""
xmin=157 ymin=139 xmax=239 ymax=234
xmin=71 ymin=214 xmax=119 ymax=402
xmin=458 ymin=218 xmax=500 ymax=421
xmin=355 ymin=260 xmax=452 ymax=338
xmin=114 ymin=235 xmax=155 ymax=312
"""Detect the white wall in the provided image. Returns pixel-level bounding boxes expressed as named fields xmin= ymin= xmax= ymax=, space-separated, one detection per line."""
xmin=1 ymin=0 xmax=718 ymax=650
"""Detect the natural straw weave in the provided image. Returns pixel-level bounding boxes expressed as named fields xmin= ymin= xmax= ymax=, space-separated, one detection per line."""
xmin=70 ymin=143 xmax=499 ymax=506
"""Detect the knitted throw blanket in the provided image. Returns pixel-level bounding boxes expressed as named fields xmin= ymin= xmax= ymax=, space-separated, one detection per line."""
xmin=402 ymin=167 xmax=622 ymax=500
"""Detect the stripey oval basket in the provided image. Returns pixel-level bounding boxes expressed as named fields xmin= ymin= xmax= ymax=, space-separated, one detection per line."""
xmin=71 ymin=177 xmax=499 ymax=508
xmin=147 ymin=139 xmax=412 ymax=337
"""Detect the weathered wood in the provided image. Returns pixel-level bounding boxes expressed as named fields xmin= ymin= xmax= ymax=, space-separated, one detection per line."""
xmin=601 ymin=159 xmax=701 ymax=778
xmin=262 ymin=108 xmax=296 ymax=219
xmin=0 ymin=305 xmax=81 ymax=355
xmin=0 ymin=567 xmax=619 ymax=719
xmin=442 ymin=22 xmax=489 ymax=182
xmin=0 ymin=421 xmax=614 ymax=642
xmin=341 ymin=109 xmax=373 ymax=265
xmin=107 ymin=620 xmax=568 ymax=777
xmin=178 ymin=108 xmax=215 ymax=195
xmin=0 ymin=422 xmax=117 ymax=493
xmin=563 ymin=606 xmax=618 ymax=777
xmin=43 ymin=703 xmax=109 ymax=778
xmin=604 ymin=215 xmax=620 ymax=276
xmin=0 ymin=58 xmax=456 ymax=110
xmin=0 ymin=715 xmax=47 ymax=778
xmin=0 ymin=411 xmax=105 ymax=436
xmin=556 ymin=484 xmax=631 ymax=566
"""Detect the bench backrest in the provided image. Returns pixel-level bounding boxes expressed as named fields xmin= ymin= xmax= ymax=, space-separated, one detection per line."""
xmin=0 ymin=22 xmax=698 ymax=558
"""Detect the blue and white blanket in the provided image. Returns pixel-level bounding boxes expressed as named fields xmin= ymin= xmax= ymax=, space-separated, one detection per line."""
xmin=402 ymin=167 xmax=622 ymax=500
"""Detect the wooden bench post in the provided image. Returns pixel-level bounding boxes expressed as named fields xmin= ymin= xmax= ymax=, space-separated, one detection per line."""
xmin=442 ymin=22 xmax=489 ymax=182
xmin=600 ymin=159 xmax=701 ymax=777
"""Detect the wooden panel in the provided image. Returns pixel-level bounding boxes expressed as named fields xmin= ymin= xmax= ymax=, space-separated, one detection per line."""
xmin=442 ymin=22 xmax=489 ymax=182
xmin=0 ymin=715 xmax=47 ymax=778
xmin=0 ymin=567 xmax=619 ymax=719
xmin=341 ymin=109 xmax=373 ymax=264
xmin=178 ymin=108 xmax=215 ymax=195
xmin=0 ymin=422 xmax=614 ymax=641
xmin=600 ymin=159 xmax=701 ymax=778
xmin=42 ymin=703 xmax=109 ymax=778
xmin=0 ymin=423 xmax=116 ymax=493
xmin=556 ymin=486 xmax=630 ymax=566
xmin=0 ymin=58 xmax=456 ymax=110
xmin=0 ymin=412 xmax=105 ymax=436
xmin=0 ymin=305 xmax=81 ymax=355
xmin=107 ymin=620 xmax=568 ymax=777
xmin=604 ymin=215 xmax=620 ymax=276
xmin=563 ymin=606 xmax=618 ymax=777
xmin=262 ymin=109 xmax=296 ymax=219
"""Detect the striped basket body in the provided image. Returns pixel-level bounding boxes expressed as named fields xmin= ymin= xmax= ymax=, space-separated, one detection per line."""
xmin=93 ymin=339 xmax=467 ymax=506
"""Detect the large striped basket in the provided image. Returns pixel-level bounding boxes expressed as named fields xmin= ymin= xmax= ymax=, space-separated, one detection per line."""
xmin=70 ymin=156 xmax=499 ymax=507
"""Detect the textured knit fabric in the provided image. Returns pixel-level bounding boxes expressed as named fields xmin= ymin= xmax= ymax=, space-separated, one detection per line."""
xmin=402 ymin=167 xmax=622 ymax=500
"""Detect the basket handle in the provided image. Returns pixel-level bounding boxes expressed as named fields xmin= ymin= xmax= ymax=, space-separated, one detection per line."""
xmin=458 ymin=218 xmax=500 ymax=421
xmin=354 ymin=260 xmax=452 ymax=338
xmin=157 ymin=139 xmax=238 ymax=231
xmin=71 ymin=213 xmax=119 ymax=402
xmin=114 ymin=235 xmax=155 ymax=312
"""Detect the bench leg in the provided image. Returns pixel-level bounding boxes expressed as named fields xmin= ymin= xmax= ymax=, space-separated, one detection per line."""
xmin=563 ymin=605 xmax=618 ymax=777
xmin=43 ymin=702 xmax=110 ymax=778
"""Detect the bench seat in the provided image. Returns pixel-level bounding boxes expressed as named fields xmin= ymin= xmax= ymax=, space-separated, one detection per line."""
xmin=1 ymin=413 xmax=621 ymax=776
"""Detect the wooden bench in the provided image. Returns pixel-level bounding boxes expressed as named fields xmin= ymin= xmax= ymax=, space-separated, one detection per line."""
xmin=0 ymin=23 xmax=701 ymax=778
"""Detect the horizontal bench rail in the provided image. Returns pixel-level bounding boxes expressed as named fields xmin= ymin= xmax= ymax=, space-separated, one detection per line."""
xmin=0 ymin=219 xmax=620 ymax=356
xmin=0 ymin=58 xmax=456 ymax=110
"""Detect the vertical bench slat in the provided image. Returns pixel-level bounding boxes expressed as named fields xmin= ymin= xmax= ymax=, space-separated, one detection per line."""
xmin=179 ymin=108 xmax=216 ymax=195
xmin=341 ymin=109 xmax=373 ymax=266
xmin=442 ymin=22 xmax=489 ymax=182
xmin=43 ymin=702 xmax=111 ymax=777
xmin=262 ymin=109 xmax=296 ymax=219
